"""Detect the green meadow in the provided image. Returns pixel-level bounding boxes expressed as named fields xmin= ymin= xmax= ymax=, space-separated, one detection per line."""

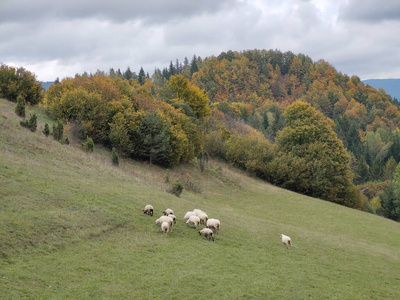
xmin=1 ymin=98 xmax=399 ymax=299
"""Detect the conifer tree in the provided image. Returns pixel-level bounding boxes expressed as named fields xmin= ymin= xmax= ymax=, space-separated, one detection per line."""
xmin=138 ymin=67 xmax=146 ymax=85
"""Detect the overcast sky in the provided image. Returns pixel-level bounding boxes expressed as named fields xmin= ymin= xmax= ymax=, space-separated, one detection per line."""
xmin=1 ymin=0 xmax=399 ymax=82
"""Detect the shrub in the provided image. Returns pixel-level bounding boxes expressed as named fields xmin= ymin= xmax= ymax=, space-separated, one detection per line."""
xmin=20 ymin=113 xmax=37 ymax=131
xmin=52 ymin=121 xmax=64 ymax=141
xmin=43 ymin=123 xmax=50 ymax=136
xmin=112 ymin=147 xmax=119 ymax=165
xmin=61 ymin=136 xmax=70 ymax=145
xmin=171 ymin=180 xmax=183 ymax=197
xmin=15 ymin=95 xmax=26 ymax=117
xmin=28 ymin=113 xmax=37 ymax=131
xmin=83 ymin=136 xmax=94 ymax=152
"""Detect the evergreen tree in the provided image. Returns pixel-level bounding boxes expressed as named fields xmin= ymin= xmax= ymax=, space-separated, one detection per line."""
xmin=124 ymin=67 xmax=133 ymax=80
xmin=190 ymin=55 xmax=199 ymax=75
xmin=138 ymin=67 xmax=146 ymax=85
xmin=15 ymin=94 xmax=26 ymax=117
xmin=137 ymin=112 xmax=170 ymax=165
xmin=380 ymin=184 xmax=400 ymax=221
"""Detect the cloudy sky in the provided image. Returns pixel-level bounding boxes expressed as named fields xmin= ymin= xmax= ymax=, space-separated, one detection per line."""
xmin=1 ymin=0 xmax=399 ymax=81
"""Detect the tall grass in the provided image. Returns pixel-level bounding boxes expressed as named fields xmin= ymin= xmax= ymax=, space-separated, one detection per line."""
xmin=1 ymin=99 xmax=399 ymax=299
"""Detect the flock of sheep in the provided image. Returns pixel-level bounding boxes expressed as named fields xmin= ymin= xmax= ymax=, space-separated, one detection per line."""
xmin=143 ymin=204 xmax=292 ymax=247
xmin=143 ymin=204 xmax=220 ymax=241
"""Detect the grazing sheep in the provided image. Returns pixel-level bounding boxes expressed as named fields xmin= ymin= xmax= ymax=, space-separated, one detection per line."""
xmin=206 ymin=219 xmax=220 ymax=234
xmin=161 ymin=221 xmax=171 ymax=235
xmin=186 ymin=215 xmax=200 ymax=229
xmin=183 ymin=211 xmax=196 ymax=220
xmin=198 ymin=212 xmax=208 ymax=225
xmin=143 ymin=204 xmax=154 ymax=216
xmin=156 ymin=216 xmax=174 ymax=231
xmin=199 ymin=228 xmax=214 ymax=241
xmin=193 ymin=209 xmax=204 ymax=216
xmin=163 ymin=208 xmax=174 ymax=216
xmin=168 ymin=214 xmax=177 ymax=224
xmin=280 ymin=234 xmax=292 ymax=248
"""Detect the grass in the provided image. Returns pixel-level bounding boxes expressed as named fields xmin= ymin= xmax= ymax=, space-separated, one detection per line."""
xmin=1 ymin=98 xmax=399 ymax=299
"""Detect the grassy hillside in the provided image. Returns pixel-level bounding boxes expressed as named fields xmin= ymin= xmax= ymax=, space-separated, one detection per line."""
xmin=1 ymin=98 xmax=399 ymax=299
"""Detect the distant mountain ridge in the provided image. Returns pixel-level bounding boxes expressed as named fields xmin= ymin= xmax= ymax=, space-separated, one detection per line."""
xmin=362 ymin=79 xmax=400 ymax=100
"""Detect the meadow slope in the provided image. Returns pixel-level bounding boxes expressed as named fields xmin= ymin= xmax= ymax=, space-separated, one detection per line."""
xmin=0 ymin=98 xmax=399 ymax=299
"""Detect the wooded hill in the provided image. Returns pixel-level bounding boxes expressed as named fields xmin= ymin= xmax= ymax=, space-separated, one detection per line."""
xmin=1 ymin=49 xmax=400 ymax=220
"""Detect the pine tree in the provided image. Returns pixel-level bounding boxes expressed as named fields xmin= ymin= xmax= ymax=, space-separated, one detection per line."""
xmin=190 ymin=55 xmax=199 ymax=75
xmin=137 ymin=112 xmax=170 ymax=165
xmin=15 ymin=94 xmax=26 ymax=117
xmin=138 ymin=67 xmax=146 ymax=85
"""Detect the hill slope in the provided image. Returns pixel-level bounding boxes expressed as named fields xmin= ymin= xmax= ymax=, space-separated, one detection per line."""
xmin=363 ymin=78 xmax=400 ymax=100
xmin=0 ymin=98 xmax=399 ymax=299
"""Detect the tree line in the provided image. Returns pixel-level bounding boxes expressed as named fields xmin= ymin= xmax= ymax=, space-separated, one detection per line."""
xmin=1 ymin=48 xmax=400 ymax=221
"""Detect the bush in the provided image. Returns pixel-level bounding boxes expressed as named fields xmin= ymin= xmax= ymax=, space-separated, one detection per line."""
xmin=61 ymin=136 xmax=70 ymax=145
xmin=28 ymin=113 xmax=37 ymax=131
xmin=43 ymin=123 xmax=50 ymax=136
xmin=52 ymin=121 xmax=64 ymax=141
xmin=171 ymin=180 xmax=183 ymax=197
xmin=83 ymin=136 xmax=94 ymax=152
xmin=15 ymin=95 xmax=26 ymax=117
xmin=112 ymin=147 xmax=119 ymax=165
xmin=20 ymin=113 xmax=37 ymax=132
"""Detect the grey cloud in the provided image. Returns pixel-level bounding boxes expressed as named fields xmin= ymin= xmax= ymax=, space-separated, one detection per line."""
xmin=339 ymin=0 xmax=400 ymax=23
xmin=0 ymin=0 xmax=240 ymax=24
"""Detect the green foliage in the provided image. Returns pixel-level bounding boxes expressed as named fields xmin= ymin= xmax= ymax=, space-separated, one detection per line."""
xmin=83 ymin=136 xmax=94 ymax=152
xmin=275 ymin=101 xmax=359 ymax=207
xmin=171 ymin=180 xmax=183 ymax=197
xmin=52 ymin=121 xmax=64 ymax=141
xmin=20 ymin=113 xmax=37 ymax=132
xmin=43 ymin=123 xmax=50 ymax=136
xmin=112 ymin=147 xmax=119 ymax=165
xmin=0 ymin=64 xmax=43 ymax=104
xmin=15 ymin=94 xmax=26 ymax=117
xmin=197 ymin=150 xmax=209 ymax=173
xmin=61 ymin=136 xmax=70 ymax=145
xmin=169 ymin=74 xmax=211 ymax=120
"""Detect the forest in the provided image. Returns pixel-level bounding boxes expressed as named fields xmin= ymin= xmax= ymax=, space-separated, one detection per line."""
xmin=1 ymin=49 xmax=399 ymax=221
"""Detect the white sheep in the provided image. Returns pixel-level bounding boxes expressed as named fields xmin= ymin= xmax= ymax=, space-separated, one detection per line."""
xmin=168 ymin=214 xmax=177 ymax=224
xmin=156 ymin=216 xmax=174 ymax=231
xmin=206 ymin=218 xmax=220 ymax=234
xmin=199 ymin=228 xmax=214 ymax=241
xmin=193 ymin=209 xmax=204 ymax=216
xmin=161 ymin=221 xmax=171 ymax=235
xmin=183 ymin=211 xmax=196 ymax=220
xmin=143 ymin=204 xmax=154 ymax=216
xmin=163 ymin=208 xmax=174 ymax=216
xmin=280 ymin=234 xmax=292 ymax=248
xmin=186 ymin=215 xmax=200 ymax=229
xmin=198 ymin=212 xmax=208 ymax=225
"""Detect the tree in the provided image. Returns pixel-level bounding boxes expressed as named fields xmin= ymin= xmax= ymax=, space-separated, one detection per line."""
xmin=380 ymin=183 xmax=400 ymax=221
xmin=138 ymin=67 xmax=146 ymax=85
xmin=275 ymin=101 xmax=359 ymax=207
xmin=124 ymin=67 xmax=133 ymax=80
xmin=169 ymin=74 xmax=211 ymax=120
xmin=15 ymin=94 xmax=26 ymax=117
xmin=190 ymin=55 xmax=199 ymax=75
xmin=136 ymin=112 xmax=170 ymax=165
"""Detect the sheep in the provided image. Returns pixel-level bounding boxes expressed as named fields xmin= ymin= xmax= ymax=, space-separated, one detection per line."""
xmin=143 ymin=204 xmax=154 ymax=216
xmin=163 ymin=208 xmax=174 ymax=216
xmin=198 ymin=212 xmax=208 ymax=225
xmin=193 ymin=209 xmax=204 ymax=216
xmin=206 ymin=218 xmax=220 ymax=234
xmin=168 ymin=214 xmax=177 ymax=224
xmin=199 ymin=228 xmax=214 ymax=242
xmin=183 ymin=211 xmax=196 ymax=220
xmin=156 ymin=216 xmax=174 ymax=231
xmin=186 ymin=215 xmax=200 ymax=229
xmin=280 ymin=234 xmax=292 ymax=248
xmin=161 ymin=221 xmax=171 ymax=235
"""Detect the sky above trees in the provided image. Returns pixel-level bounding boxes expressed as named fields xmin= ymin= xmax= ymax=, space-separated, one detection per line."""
xmin=1 ymin=0 xmax=399 ymax=81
